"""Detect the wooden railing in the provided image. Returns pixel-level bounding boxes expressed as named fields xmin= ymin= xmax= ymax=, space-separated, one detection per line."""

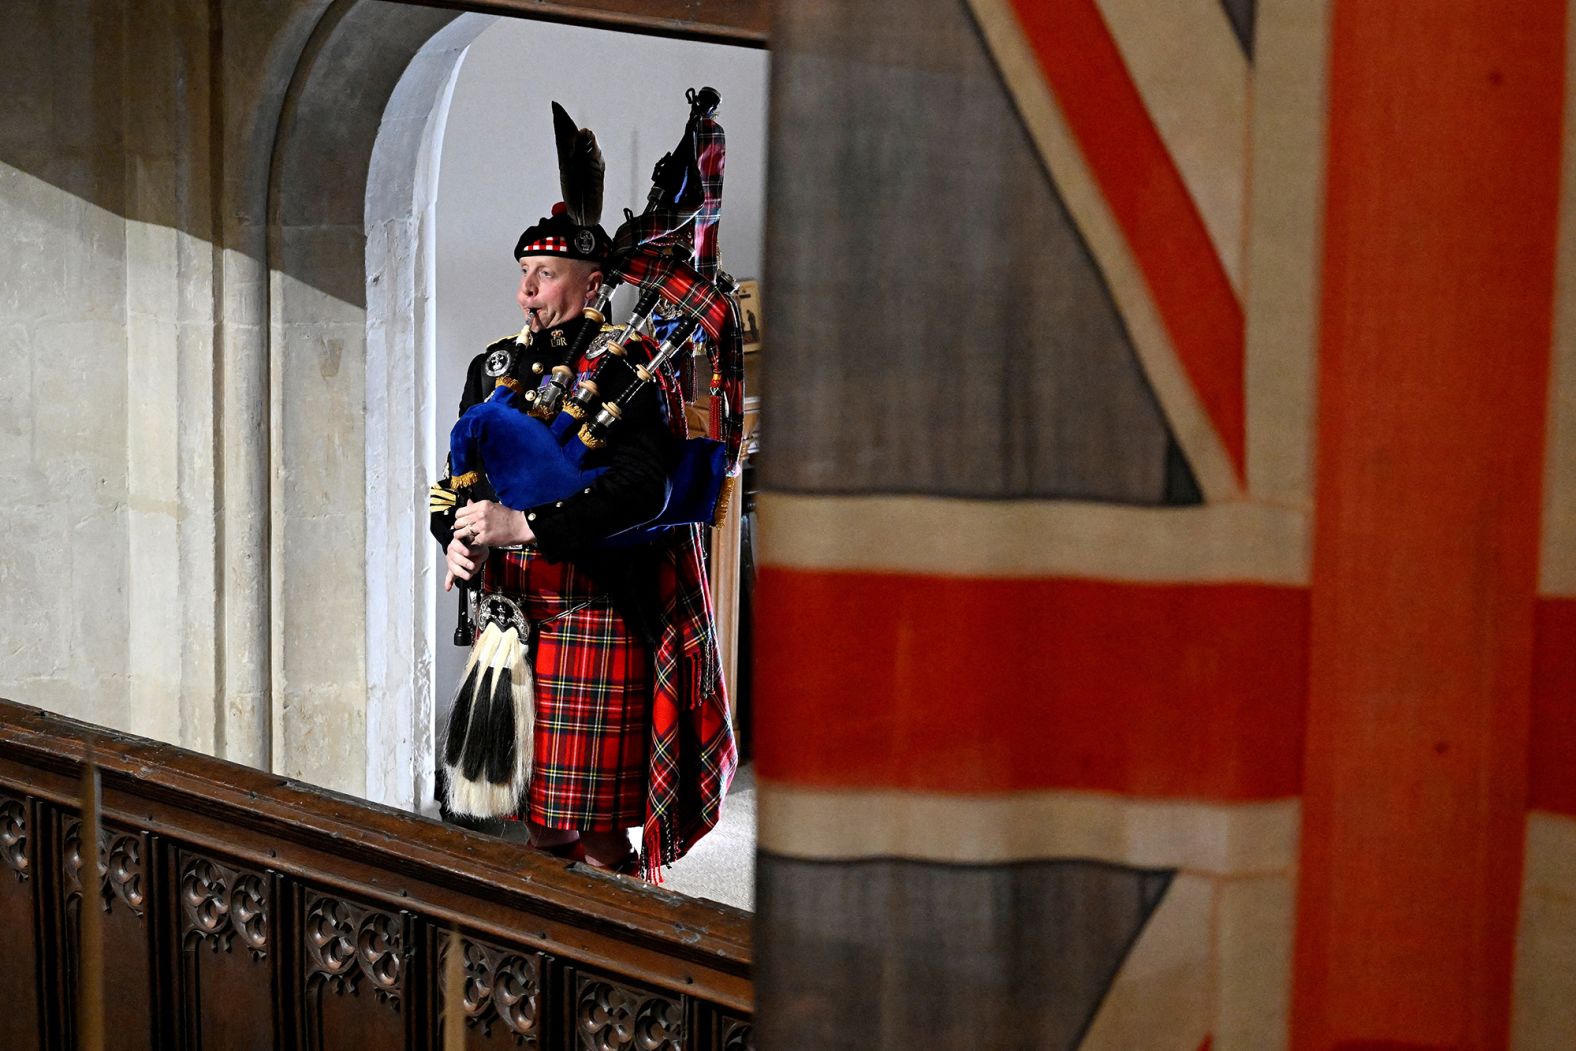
xmin=0 ymin=699 xmax=752 ymax=1050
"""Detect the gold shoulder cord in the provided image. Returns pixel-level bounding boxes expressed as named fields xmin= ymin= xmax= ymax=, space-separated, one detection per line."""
xmin=429 ymin=484 xmax=459 ymax=512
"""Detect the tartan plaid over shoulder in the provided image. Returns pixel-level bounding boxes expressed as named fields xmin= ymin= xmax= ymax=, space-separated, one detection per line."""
xmin=638 ymin=355 xmax=738 ymax=879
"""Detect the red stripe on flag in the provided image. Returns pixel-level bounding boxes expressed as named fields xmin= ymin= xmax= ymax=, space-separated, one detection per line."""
xmin=753 ymin=567 xmax=1306 ymax=799
xmin=1006 ymin=0 xmax=1246 ymax=478
xmin=1293 ymin=1 xmax=1563 ymax=1044
xmin=1532 ymin=597 xmax=1576 ymax=816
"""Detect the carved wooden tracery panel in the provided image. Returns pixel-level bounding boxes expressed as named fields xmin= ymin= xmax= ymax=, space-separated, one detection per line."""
xmin=305 ymin=894 xmax=405 ymax=1009
xmin=575 ymin=975 xmax=684 ymax=1051
xmin=442 ymin=933 xmax=542 ymax=1045
xmin=0 ymin=699 xmax=753 ymax=1051
xmin=62 ymin=819 xmax=145 ymax=918
xmin=179 ymin=853 xmax=270 ymax=960
xmin=720 ymin=1017 xmax=755 ymax=1051
xmin=0 ymin=795 xmax=28 ymax=882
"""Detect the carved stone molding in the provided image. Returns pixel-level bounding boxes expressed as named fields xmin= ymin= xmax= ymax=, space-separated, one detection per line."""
xmin=720 ymin=1017 xmax=755 ymax=1051
xmin=0 ymin=795 xmax=28 ymax=882
xmin=62 ymin=820 xmax=145 ymax=918
xmin=180 ymin=854 xmax=270 ymax=960
xmin=304 ymin=894 xmax=404 ymax=1009
xmin=441 ymin=934 xmax=541 ymax=1045
xmin=575 ymin=975 xmax=684 ymax=1051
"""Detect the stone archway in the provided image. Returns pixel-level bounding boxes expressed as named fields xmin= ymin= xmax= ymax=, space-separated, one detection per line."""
xmin=265 ymin=0 xmax=471 ymax=806
xmin=363 ymin=13 xmax=500 ymax=811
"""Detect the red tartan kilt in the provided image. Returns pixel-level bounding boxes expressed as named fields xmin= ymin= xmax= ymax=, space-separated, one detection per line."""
xmin=485 ymin=549 xmax=651 ymax=830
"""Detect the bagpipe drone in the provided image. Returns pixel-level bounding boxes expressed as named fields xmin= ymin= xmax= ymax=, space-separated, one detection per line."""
xmin=432 ymin=89 xmax=745 ymax=819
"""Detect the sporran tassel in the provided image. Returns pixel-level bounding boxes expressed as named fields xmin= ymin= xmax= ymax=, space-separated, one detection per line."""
xmin=442 ymin=598 xmax=535 ymax=818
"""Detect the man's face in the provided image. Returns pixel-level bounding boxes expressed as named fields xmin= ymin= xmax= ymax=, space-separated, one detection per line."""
xmin=517 ymin=256 xmax=600 ymax=331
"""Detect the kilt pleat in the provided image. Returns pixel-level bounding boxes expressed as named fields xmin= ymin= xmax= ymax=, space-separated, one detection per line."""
xmin=486 ymin=549 xmax=651 ymax=830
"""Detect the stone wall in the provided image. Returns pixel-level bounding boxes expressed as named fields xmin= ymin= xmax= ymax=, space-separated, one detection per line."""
xmin=0 ymin=0 xmax=455 ymax=800
xmin=1 ymin=0 xmax=227 ymax=752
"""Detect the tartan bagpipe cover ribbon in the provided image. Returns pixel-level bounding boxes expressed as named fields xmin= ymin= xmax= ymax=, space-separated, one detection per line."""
xmin=610 ymin=115 xmax=725 ymax=277
xmin=608 ymin=113 xmax=744 ymax=465
xmin=608 ymin=248 xmax=746 ymax=466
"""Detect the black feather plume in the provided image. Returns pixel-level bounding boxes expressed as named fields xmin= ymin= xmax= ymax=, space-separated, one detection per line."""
xmin=552 ymin=101 xmax=604 ymax=227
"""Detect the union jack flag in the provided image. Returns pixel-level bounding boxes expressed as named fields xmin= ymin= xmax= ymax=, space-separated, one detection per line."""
xmin=753 ymin=1 xmax=1576 ymax=1048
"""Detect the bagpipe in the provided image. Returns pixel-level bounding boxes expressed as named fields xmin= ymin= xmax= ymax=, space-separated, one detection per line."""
xmin=431 ymin=87 xmax=744 ymax=556
xmin=433 ymin=88 xmax=744 ymax=819
xmin=438 ymin=263 xmax=737 ymax=550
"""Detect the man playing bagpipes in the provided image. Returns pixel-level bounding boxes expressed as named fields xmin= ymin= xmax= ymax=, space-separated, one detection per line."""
xmin=431 ymin=92 xmax=742 ymax=880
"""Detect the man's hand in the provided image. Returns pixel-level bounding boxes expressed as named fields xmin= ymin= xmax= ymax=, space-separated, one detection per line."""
xmin=444 ymin=536 xmax=488 ymax=591
xmin=454 ymin=499 xmax=536 ymax=549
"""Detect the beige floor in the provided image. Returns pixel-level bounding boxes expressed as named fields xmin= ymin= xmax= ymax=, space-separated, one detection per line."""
xmin=492 ymin=764 xmax=757 ymax=911
xmin=660 ymin=764 xmax=756 ymax=911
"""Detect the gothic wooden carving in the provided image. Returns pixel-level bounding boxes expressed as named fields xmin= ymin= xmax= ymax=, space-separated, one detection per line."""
xmin=720 ymin=1017 xmax=755 ymax=1051
xmin=575 ymin=975 xmax=684 ymax=1051
xmin=0 ymin=700 xmax=751 ymax=1050
xmin=0 ymin=795 xmax=27 ymax=882
xmin=442 ymin=934 xmax=542 ymax=1045
xmin=305 ymin=894 xmax=404 ymax=1009
xmin=180 ymin=853 xmax=270 ymax=960
xmin=63 ymin=819 xmax=145 ymax=917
